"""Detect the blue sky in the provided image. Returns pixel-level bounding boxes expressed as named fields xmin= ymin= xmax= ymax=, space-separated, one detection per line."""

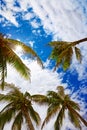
xmin=0 ymin=0 xmax=87 ymax=130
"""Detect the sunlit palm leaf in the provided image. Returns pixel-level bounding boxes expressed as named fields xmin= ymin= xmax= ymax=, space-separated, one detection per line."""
xmin=6 ymin=39 xmax=43 ymax=67
xmin=0 ymin=33 xmax=43 ymax=89
xmin=6 ymin=46 xmax=30 ymax=80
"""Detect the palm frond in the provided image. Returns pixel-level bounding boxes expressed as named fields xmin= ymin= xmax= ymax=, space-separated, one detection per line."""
xmin=29 ymin=105 xmax=41 ymax=125
xmin=54 ymin=106 xmax=65 ymax=130
xmin=67 ymin=104 xmax=87 ymax=127
xmin=67 ymin=100 xmax=80 ymax=111
xmin=47 ymin=91 xmax=62 ymax=102
xmin=6 ymin=47 xmax=30 ymax=80
xmin=68 ymin=110 xmax=81 ymax=129
xmin=12 ymin=111 xmax=23 ymax=130
xmin=32 ymin=94 xmax=48 ymax=104
xmin=63 ymin=47 xmax=73 ymax=70
xmin=41 ymin=105 xmax=59 ymax=129
xmin=0 ymin=107 xmax=15 ymax=130
xmin=0 ymin=48 xmax=7 ymax=90
xmin=6 ymin=39 xmax=43 ymax=68
xmin=74 ymin=47 xmax=82 ymax=63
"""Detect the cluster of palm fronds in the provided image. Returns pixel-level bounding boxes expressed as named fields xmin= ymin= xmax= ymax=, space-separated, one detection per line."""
xmin=0 ymin=33 xmax=43 ymax=89
xmin=0 ymin=84 xmax=87 ymax=130
xmin=49 ymin=38 xmax=87 ymax=71
xmin=0 ymin=33 xmax=87 ymax=130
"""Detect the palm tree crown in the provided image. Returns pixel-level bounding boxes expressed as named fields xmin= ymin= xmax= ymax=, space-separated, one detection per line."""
xmin=0 ymin=33 xmax=43 ymax=89
xmin=33 ymin=86 xmax=87 ymax=130
xmin=49 ymin=38 xmax=87 ymax=71
xmin=0 ymin=83 xmax=41 ymax=130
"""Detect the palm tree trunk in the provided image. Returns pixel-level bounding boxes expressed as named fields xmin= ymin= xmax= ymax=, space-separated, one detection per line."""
xmin=66 ymin=104 xmax=87 ymax=127
xmin=23 ymin=108 xmax=34 ymax=130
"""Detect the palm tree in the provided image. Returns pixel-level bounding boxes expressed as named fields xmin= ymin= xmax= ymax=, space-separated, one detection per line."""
xmin=0 ymin=83 xmax=41 ymax=130
xmin=48 ymin=38 xmax=87 ymax=71
xmin=0 ymin=33 xmax=43 ymax=89
xmin=33 ymin=86 xmax=87 ymax=130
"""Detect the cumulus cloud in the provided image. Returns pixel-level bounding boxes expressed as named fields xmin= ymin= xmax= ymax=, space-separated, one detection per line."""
xmin=6 ymin=60 xmax=65 ymax=94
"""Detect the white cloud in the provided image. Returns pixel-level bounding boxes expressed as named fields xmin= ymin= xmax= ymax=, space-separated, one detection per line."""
xmin=1 ymin=0 xmax=87 ymax=40
xmin=22 ymin=12 xmax=35 ymax=20
xmin=28 ymin=41 xmax=34 ymax=47
xmin=0 ymin=8 xmax=18 ymax=26
xmin=6 ymin=60 xmax=65 ymax=95
xmin=28 ymin=0 xmax=87 ymax=40
xmin=30 ymin=19 xmax=41 ymax=28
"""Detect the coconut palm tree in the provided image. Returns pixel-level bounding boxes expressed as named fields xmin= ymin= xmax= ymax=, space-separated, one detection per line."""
xmin=0 ymin=83 xmax=41 ymax=130
xmin=33 ymin=86 xmax=87 ymax=130
xmin=0 ymin=33 xmax=43 ymax=89
xmin=48 ymin=38 xmax=87 ymax=71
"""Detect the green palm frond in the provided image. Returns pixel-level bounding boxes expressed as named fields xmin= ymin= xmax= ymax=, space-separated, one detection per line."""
xmin=47 ymin=91 xmax=62 ymax=102
xmin=67 ymin=100 xmax=80 ymax=111
xmin=62 ymin=47 xmax=73 ymax=70
xmin=67 ymin=104 xmax=87 ymax=127
xmin=57 ymin=86 xmax=65 ymax=96
xmin=32 ymin=94 xmax=48 ymax=104
xmin=41 ymin=105 xmax=59 ymax=130
xmin=0 ymin=84 xmax=41 ymax=130
xmin=6 ymin=38 xmax=43 ymax=68
xmin=68 ymin=110 xmax=81 ymax=129
xmin=12 ymin=111 xmax=23 ymax=130
xmin=29 ymin=105 xmax=41 ymax=125
xmin=54 ymin=106 xmax=65 ymax=130
xmin=47 ymin=91 xmax=58 ymax=98
xmin=48 ymin=38 xmax=87 ymax=71
xmin=24 ymin=92 xmax=31 ymax=99
xmin=0 ymin=48 xmax=7 ymax=89
xmin=6 ymin=46 xmax=30 ymax=80
xmin=0 ymin=33 xmax=43 ymax=89
xmin=74 ymin=47 xmax=82 ymax=63
xmin=0 ymin=107 xmax=15 ymax=130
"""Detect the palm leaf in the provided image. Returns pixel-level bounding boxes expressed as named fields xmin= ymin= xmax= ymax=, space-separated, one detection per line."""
xmin=29 ymin=105 xmax=41 ymax=125
xmin=6 ymin=46 xmax=30 ymax=80
xmin=0 ymin=107 xmax=15 ymax=130
xmin=41 ymin=105 xmax=59 ymax=129
xmin=68 ymin=110 xmax=81 ymax=129
xmin=74 ymin=47 xmax=82 ymax=63
xmin=0 ymin=48 xmax=7 ymax=89
xmin=54 ymin=106 xmax=65 ymax=130
xmin=67 ymin=104 xmax=87 ymax=127
xmin=6 ymin=39 xmax=43 ymax=67
xmin=12 ymin=111 xmax=23 ymax=130
xmin=31 ymin=94 xmax=48 ymax=104
xmin=63 ymin=47 xmax=73 ymax=70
